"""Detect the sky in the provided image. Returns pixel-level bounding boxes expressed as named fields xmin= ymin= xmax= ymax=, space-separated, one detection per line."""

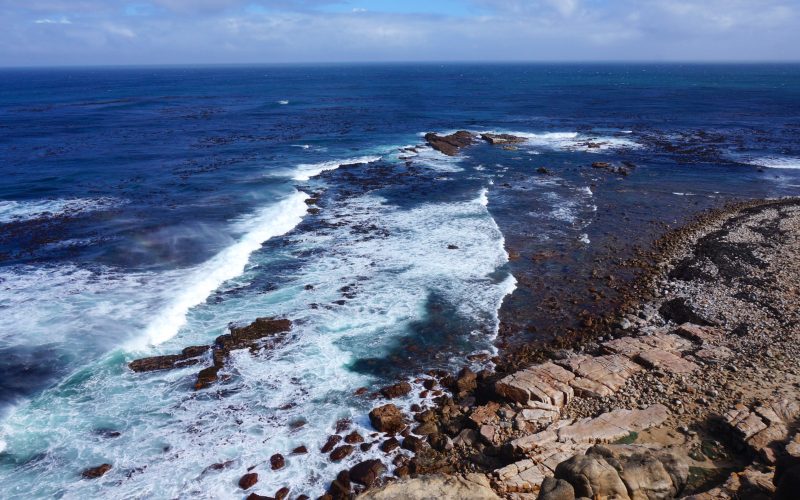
xmin=0 ymin=0 xmax=798 ymax=66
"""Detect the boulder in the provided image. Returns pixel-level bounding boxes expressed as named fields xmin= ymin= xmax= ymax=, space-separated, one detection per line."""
xmin=496 ymin=362 xmax=576 ymax=408
xmin=350 ymin=459 xmax=387 ymax=488
xmin=359 ymin=474 xmax=500 ymax=499
xmin=270 ymin=453 xmax=285 ymax=470
xmin=239 ymin=472 xmax=258 ymax=490
xmin=330 ymin=445 xmax=354 ymax=461
xmin=455 ymin=367 xmax=478 ymax=396
xmin=380 ymin=381 xmax=412 ymax=399
xmin=369 ymin=404 xmax=406 ymax=434
xmin=537 ymin=477 xmax=575 ymax=500
xmin=588 ymin=445 xmax=689 ymax=498
xmin=554 ymin=454 xmax=630 ymax=499
xmin=658 ymin=298 xmax=715 ymax=326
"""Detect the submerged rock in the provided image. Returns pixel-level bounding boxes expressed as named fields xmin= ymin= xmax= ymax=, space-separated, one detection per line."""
xmin=239 ymin=472 xmax=259 ymax=490
xmin=81 ymin=463 xmax=112 ymax=479
xmin=129 ymin=345 xmax=210 ymax=373
xmin=481 ymin=133 xmax=527 ymax=145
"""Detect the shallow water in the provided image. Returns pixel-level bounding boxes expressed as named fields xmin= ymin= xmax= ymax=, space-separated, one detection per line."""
xmin=1 ymin=64 xmax=799 ymax=498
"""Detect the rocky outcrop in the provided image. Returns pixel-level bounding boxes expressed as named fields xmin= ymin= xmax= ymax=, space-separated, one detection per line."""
xmin=358 ymin=474 xmax=499 ymax=499
xmin=128 ymin=345 xmax=209 ymax=372
xmin=724 ymin=399 xmax=800 ymax=464
xmin=481 ymin=133 xmax=527 ymax=145
xmin=424 ymin=131 xmax=475 ymax=156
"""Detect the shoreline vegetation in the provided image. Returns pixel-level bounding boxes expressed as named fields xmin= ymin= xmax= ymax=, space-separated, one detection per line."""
xmin=121 ymin=132 xmax=800 ymax=499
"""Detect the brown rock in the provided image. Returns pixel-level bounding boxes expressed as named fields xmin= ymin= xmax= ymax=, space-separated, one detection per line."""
xmin=270 ymin=453 xmax=285 ymax=470
xmin=81 ymin=463 xmax=112 ymax=479
xmin=350 ymin=459 xmax=387 ymax=488
xmin=481 ymin=133 xmax=527 ymax=145
xmin=344 ymin=431 xmax=364 ymax=444
xmin=275 ymin=487 xmax=290 ymax=500
xmin=292 ymin=445 xmax=308 ymax=454
xmin=424 ymin=131 xmax=474 ymax=156
xmin=380 ymin=381 xmax=412 ymax=399
xmin=381 ymin=437 xmax=400 ymax=453
xmin=245 ymin=494 xmax=272 ymax=500
xmin=401 ymin=435 xmax=426 ymax=453
xmin=330 ymin=445 xmax=354 ymax=461
xmin=321 ymin=435 xmax=342 ymax=453
xmin=239 ymin=472 xmax=259 ymax=490
xmin=369 ymin=404 xmax=406 ymax=434
xmin=129 ymin=345 xmax=210 ymax=373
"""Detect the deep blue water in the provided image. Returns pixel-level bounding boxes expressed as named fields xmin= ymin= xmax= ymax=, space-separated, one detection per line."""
xmin=0 ymin=64 xmax=799 ymax=498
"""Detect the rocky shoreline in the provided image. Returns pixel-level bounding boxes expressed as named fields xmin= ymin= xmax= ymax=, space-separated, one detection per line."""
xmin=349 ymin=196 xmax=800 ymax=499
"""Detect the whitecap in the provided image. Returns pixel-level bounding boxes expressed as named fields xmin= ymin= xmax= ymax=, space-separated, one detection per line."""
xmin=748 ymin=156 xmax=800 ymax=170
xmin=0 ymin=197 xmax=123 ymax=224
xmin=292 ymin=156 xmax=382 ymax=181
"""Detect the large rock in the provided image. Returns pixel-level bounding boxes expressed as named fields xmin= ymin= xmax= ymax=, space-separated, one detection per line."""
xmin=359 ymin=474 xmax=499 ymax=499
xmin=557 ymin=354 xmax=642 ymax=398
xmin=554 ymin=454 xmax=630 ymax=499
xmin=424 ymin=131 xmax=475 ymax=156
xmin=537 ymin=477 xmax=575 ymax=500
xmin=658 ymin=298 xmax=715 ymax=326
xmin=724 ymin=399 xmax=800 ymax=464
xmin=369 ymin=404 xmax=406 ymax=434
xmin=588 ymin=445 xmax=689 ymax=499
xmin=81 ymin=463 xmax=112 ymax=479
xmin=350 ymin=459 xmax=387 ymax=488
xmin=380 ymin=381 xmax=412 ymax=399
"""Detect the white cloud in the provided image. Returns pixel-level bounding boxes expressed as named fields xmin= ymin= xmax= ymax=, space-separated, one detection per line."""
xmin=34 ymin=17 xmax=72 ymax=24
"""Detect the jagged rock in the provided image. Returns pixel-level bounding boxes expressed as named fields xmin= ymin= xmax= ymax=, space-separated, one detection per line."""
xmin=359 ymin=474 xmax=500 ymax=499
xmin=380 ymin=381 xmax=412 ymax=399
xmin=369 ymin=404 xmax=406 ymax=434
xmin=557 ymin=405 xmax=669 ymax=444
xmin=470 ymin=402 xmax=500 ymax=426
xmin=350 ymin=459 xmax=386 ymax=488
xmin=455 ymin=367 xmax=478 ymax=396
xmin=81 ymin=463 xmax=112 ymax=479
xmin=424 ymin=131 xmax=475 ymax=156
xmin=496 ymin=362 xmax=576 ymax=407
xmin=537 ymin=477 xmax=575 ymax=500
xmin=380 ymin=437 xmax=400 ymax=452
xmin=328 ymin=470 xmax=351 ymax=499
xmin=345 ymin=431 xmax=365 ymax=444
xmin=129 ymin=345 xmax=210 ymax=372
xmin=453 ymin=428 xmax=479 ymax=448
xmin=321 ymin=435 xmax=343 ymax=453
xmin=659 ymin=298 xmax=715 ymax=326
xmin=684 ymin=466 xmax=775 ymax=499
xmin=724 ymin=399 xmax=800 ymax=464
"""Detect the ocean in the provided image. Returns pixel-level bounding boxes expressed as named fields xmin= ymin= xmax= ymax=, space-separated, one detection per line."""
xmin=0 ymin=63 xmax=799 ymax=498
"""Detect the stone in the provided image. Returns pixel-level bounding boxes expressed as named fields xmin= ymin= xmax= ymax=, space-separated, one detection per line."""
xmin=558 ymin=354 xmax=642 ymax=396
xmin=537 ymin=477 xmax=575 ymax=500
xmin=495 ymin=460 xmax=551 ymax=494
xmin=369 ymin=404 xmax=406 ymax=434
xmin=81 ymin=463 xmax=112 ymax=479
xmin=511 ymin=430 xmax=558 ymax=454
xmin=380 ymin=437 xmax=400 ymax=452
xmin=292 ymin=445 xmax=308 ymax=454
xmin=275 ymin=487 xmax=290 ymax=500
xmin=636 ymin=349 xmax=700 ymax=374
xmin=380 ymin=381 xmax=412 ymax=399
xmin=350 ymin=459 xmax=387 ymax=488
xmin=270 ymin=453 xmax=285 ymax=470
xmin=453 ymin=429 xmax=479 ymax=448
xmin=344 ymin=431 xmax=364 ymax=444
xmin=658 ymin=298 xmax=715 ymax=326
xmin=401 ymin=435 xmax=426 ymax=453
xmin=321 ymin=435 xmax=342 ymax=453
xmin=330 ymin=445 xmax=354 ymax=461
xmin=588 ymin=445 xmax=689 ymax=498
xmin=359 ymin=474 xmax=500 ymax=499
xmin=239 ymin=472 xmax=258 ymax=490
xmin=674 ymin=323 xmax=721 ymax=344
xmin=470 ymin=402 xmax=500 ymax=426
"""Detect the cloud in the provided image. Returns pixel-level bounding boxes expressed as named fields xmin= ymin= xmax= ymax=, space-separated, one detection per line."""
xmin=0 ymin=0 xmax=798 ymax=65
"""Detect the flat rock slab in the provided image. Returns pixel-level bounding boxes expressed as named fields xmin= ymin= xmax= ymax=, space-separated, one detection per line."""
xmin=557 ymin=354 xmax=642 ymax=397
xmin=495 ymin=460 xmax=551 ymax=494
xmin=496 ymin=362 xmax=576 ymax=408
xmin=361 ymin=474 xmax=500 ymax=499
xmin=636 ymin=348 xmax=699 ymax=374
xmin=557 ymin=405 xmax=669 ymax=444
xmin=674 ymin=323 xmax=722 ymax=345
xmin=724 ymin=399 xmax=800 ymax=463
xmin=602 ymin=333 xmax=692 ymax=358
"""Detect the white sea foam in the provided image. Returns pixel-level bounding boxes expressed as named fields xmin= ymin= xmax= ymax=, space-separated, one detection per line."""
xmin=0 ymin=197 xmax=123 ymax=224
xmin=278 ymin=100 xmax=290 ymax=105
xmin=0 ymin=185 xmax=515 ymax=498
xmin=478 ymin=130 xmax=641 ymax=153
xmin=478 ymin=188 xmax=489 ymax=206
xmin=748 ymin=156 xmax=800 ymax=170
xmin=134 ymin=190 xmax=309 ymax=347
xmin=292 ymin=156 xmax=382 ymax=181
